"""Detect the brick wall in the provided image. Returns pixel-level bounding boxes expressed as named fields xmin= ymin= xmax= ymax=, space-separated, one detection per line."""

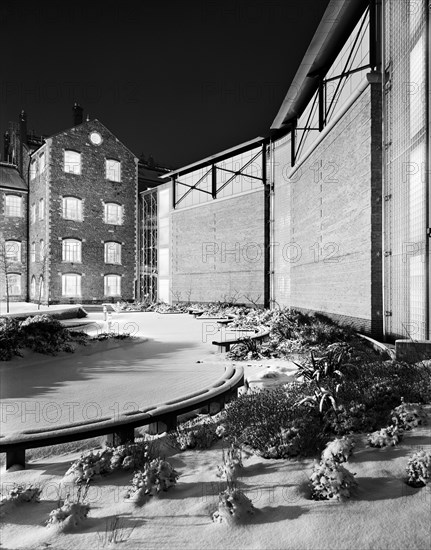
xmin=42 ymin=120 xmax=137 ymax=303
xmin=274 ymin=83 xmax=383 ymax=336
xmin=171 ymin=190 xmax=265 ymax=305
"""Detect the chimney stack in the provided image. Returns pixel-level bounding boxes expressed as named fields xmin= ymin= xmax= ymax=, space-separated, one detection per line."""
xmin=19 ymin=110 xmax=27 ymax=175
xmin=73 ymin=102 xmax=83 ymax=126
xmin=4 ymin=131 xmax=10 ymax=163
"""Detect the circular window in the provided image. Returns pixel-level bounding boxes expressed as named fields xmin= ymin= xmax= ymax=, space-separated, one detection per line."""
xmin=89 ymin=132 xmax=102 ymax=145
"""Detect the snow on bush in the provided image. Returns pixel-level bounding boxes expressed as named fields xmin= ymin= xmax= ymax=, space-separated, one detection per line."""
xmin=217 ymin=442 xmax=243 ymax=484
xmin=309 ymin=459 xmax=357 ymax=501
xmin=321 ymin=436 xmax=355 ymax=464
xmin=390 ymin=400 xmax=428 ymax=431
xmin=171 ymin=416 xmax=218 ymax=450
xmin=367 ymin=425 xmax=403 ymax=448
xmin=126 ymin=458 xmax=179 ymax=501
xmin=64 ymin=440 xmax=149 ymax=484
xmin=47 ymin=495 xmax=90 ymax=532
xmin=406 ymin=450 xmax=431 ymax=488
xmin=212 ymin=488 xmax=255 ymax=524
xmin=0 ymin=484 xmax=41 ymax=516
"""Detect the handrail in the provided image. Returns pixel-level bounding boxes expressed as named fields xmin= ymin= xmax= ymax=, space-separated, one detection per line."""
xmin=0 ymin=365 xmax=244 ymax=470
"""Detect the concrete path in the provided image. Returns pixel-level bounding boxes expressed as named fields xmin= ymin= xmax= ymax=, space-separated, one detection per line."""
xmin=0 ymin=312 xmax=229 ymax=436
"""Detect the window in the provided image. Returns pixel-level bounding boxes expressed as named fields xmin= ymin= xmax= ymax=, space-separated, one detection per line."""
xmin=39 ymin=276 xmax=44 ymax=298
xmin=5 ymin=195 xmax=22 ymax=217
xmin=62 ymin=273 xmax=81 ymax=296
xmin=39 ymin=198 xmax=45 ymax=220
xmin=62 ymin=239 xmax=82 ymax=262
xmin=64 ymin=150 xmax=81 ymax=174
xmin=104 ymin=242 xmax=121 ymax=264
xmin=5 ymin=241 xmax=21 ymax=262
xmin=31 ymin=242 xmax=36 ymax=263
xmin=62 ymin=196 xmax=83 ymax=221
xmin=104 ymin=202 xmax=123 ymax=225
xmin=31 ymin=276 xmax=36 ymax=298
xmin=31 ymin=203 xmax=36 ymax=224
xmin=39 ymin=240 xmax=45 ymax=262
xmin=39 ymin=152 xmax=45 ymax=173
xmin=104 ymin=274 xmax=121 ymax=296
xmin=30 ymin=159 xmax=37 ymax=180
xmin=7 ymin=273 xmax=21 ymax=296
xmin=106 ymin=159 xmax=121 ymax=182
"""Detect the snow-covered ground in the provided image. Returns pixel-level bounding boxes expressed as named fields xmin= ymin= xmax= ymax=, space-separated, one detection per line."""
xmin=0 ymin=312 xmax=230 ymax=435
xmin=0 ymin=302 xmax=79 ymax=315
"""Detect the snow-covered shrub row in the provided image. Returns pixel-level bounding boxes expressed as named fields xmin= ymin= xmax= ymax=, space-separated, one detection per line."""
xmin=64 ymin=440 xmax=149 ymax=484
xmin=171 ymin=415 xmax=219 ymax=451
xmin=367 ymin=425 xmax=403 ymax=448
xmin=405 ymin=450 xmax=431 ymax=487
xmin=126 ymin=458 xmax=179 ymax=500
xmin=390 ymin=401 xmax=428 ymax=431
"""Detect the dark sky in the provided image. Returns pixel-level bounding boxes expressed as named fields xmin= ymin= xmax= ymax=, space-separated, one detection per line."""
xmin=1 ymin=0 xmax=330 ymax=168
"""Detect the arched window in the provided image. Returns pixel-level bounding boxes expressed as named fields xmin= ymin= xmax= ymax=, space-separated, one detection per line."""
xmin=39 ymin=198 xmax=45 ymax=220
xmin=39 ymin=276 xmax=44 ymax=299
xmin=31 ymin=276 xmax=37 ymax=298
xmin=7 ymin=273 xmax=21 ymax=296
xmin=64 ymin=150 xmax=81 ymax=174
xmin=104 ymin=274 xmax=121 ymax=297
xmin=106 ymin=159 xmax=121 ymax=182
xmin=62 ymin=196 xmax=83 ymax=220
xmin=62 ymin=239 xmax=82 ymax=263
xmin=104 ymin=242 xmax=121 ymax=264
xmin=30 ymin=242 xmax=36 ymax=263
xmin=5 ymin=195 xmax=22 ymax=217
xmin=62 ymin=273 xmax=81 ymax=297
xmin=39 ymin=240 xmax=45 ymax=262
xmin=5 ymin=240 xmax=21 ymax=262
xmin=104 ymin=202 xmax=123 ymax=225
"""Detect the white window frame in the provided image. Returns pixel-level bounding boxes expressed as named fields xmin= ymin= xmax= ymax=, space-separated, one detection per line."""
xmin=64 ymin=150 xmax=81 ymax=175
xmin=62 ymin=238 xmax=82 ymax=263
xmin=7 ymin=273 xmax=21 ymax=296
xmin=39 ymin=152 xmax=46 ymax=173
xmin=30 ymin=159 xmax=37 ymax=180
xmin=31 ymin=203 xmax=36 ymax=224
xmin=106 ymin=159 xmax=121 ymax=182
xmin=104 ymin=274 xmax=121 ymax=297
xmin=5 ymin=240 xmax=21 ymax=262
xmin=62 ymin=196 xmax=83 ymax=221
xmin=5 ymin=195 xmax=22 ymax=217
xmin=62 ymin=273 xmax=82 ymax=297
xmin=31 ymin=276 xmax=37 ymax=298
xmin=104 ymin=242 xmax=121 ymax=264
xmin=30 ymin=242 xmax=36 ymax=263
xmin=104 ymin=202 xmax=123 ymax=225
xmin=39 ymin=240 xmax=45 ymax=262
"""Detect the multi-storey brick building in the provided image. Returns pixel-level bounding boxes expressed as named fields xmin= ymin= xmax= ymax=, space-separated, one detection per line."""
xmin=2 ymin=106 xmax=139 ymax=304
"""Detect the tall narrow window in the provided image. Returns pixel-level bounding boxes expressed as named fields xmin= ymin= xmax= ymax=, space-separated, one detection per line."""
xmin=39 ymin=198 xmax=45 ymax=220
xmin=62 ymin=239 xmax=82 ymax=262
xmin=31 ymin=242 xmax=36 ymax=263
xmin=39 ymin=152 xmax=46 ymax=173
xmin=104 ymin=274 xmax=121 ymax=296
xmin=62 ymin=196 xmax=83 ymax=221
xmin=5 ymin=195 xmax=22 ymax=217
xmin=104 ymin=202 xmax=123 ymax=225
xmin=62 ymin=273 xmax=81 ymax=296
xmin=7 ymin=273 xmax=21 ymax=296
xmin=31 ymin=203 xmax=36 ymax=224
xmin=39 ymin=276 xmax=44 ymax=298
xmin=30 ymin=159 xmax=37 ymax=180
xmin=104 ymin=242 xmax=121 ymax=264
xmin=39 ymin=240 xmax=45 ymax=262
xmin=5 ymin=241 xmax=21 ymax=262
xmin=64 ymin=150 xmax=81 ymax=174
xmin=106 ymin=159 xmax=121 ymax=182
xmin=31 ymin=276 xmax=37 ymax=298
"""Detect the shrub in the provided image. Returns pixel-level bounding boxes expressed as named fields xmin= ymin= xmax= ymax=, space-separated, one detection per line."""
xmin=309 ymin=458 xmax=357 ymax=501
xmin=406 ymin=450 xmax=431 ymax=487
xmin=321 ymin=436 xmax=355 ymax=464
xmin=0 ymin=484 xmax=41 ymax=517
xmin=0 ymin=318 xmax=22 ymax=360
xmin=171 ymin=416 xmax=218 ymax=450
xmin=20 ymin=314 xmax=76 ymax=355
xmin=367 ymin=425 xmax=403 ymax=448
xmin=212 ymin=488 xmax=255 ymax=524
xmin=217 ymin=442 xmax=243 ymax=484
xmin=390 ymin=400 xmax=428 ymax=431
xmin=127 ymin=458 xmax=179 ymax=500
xmin=47 ymin=495 xmax=90 ymax=531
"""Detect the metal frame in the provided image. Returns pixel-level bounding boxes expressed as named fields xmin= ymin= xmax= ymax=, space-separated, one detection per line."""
xmin=141 ymin=189 xmax=158 ymax=303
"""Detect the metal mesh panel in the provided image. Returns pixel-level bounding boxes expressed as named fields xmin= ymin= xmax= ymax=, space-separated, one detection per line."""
xmin=384 ymin=0 xmax=428 ymax=339
xmin=141 ymin=189 xmax=158 ymax=302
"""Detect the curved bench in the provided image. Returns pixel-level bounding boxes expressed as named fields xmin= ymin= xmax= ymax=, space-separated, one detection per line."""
xmin=212 ymin=329 xmax=271 ymax=353
xmin=0 ymin=365 xmax=244 ymax=470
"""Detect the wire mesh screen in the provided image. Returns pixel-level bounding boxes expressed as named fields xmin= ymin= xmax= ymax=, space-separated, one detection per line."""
xmin=141 ymin=189 xmax=158 ymax=303
xmin=384 ymin=0 xmax=428 ymax=339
